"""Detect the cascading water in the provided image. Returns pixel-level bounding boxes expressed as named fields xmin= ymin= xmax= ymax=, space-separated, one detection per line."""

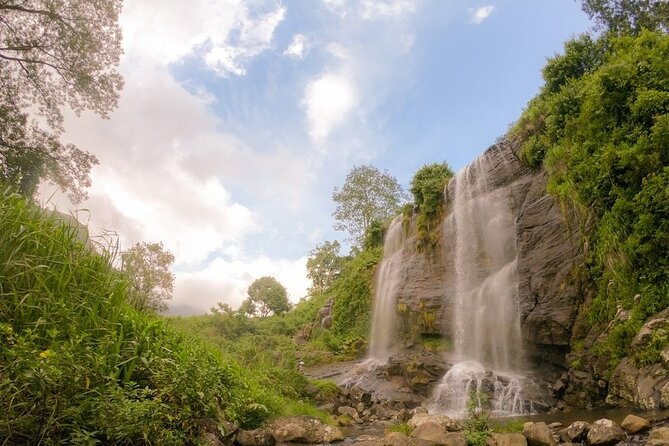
xmin=431 ymin=150 xmax=530 ymax=417
xmin=367 ymin=216 xmax=405 ymax=365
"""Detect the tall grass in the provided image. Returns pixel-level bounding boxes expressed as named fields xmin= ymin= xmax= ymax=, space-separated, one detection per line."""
xmin=0 ymin=187 xmax=272 ymax=445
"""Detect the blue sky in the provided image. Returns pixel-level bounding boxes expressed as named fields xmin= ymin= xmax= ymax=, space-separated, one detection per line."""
xmin=43 ymin=1 xmax=593 ymax=314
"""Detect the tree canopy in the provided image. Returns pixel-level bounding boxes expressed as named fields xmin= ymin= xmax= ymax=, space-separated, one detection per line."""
xmin=0 ymin=0 xmax=124 ymax=202
xmin=581 ymin=0 xmax=669 ymax=35
xmin=306 ymin=240 xmax=343 ymax=295
xmin=121 ymin=242 xmax=175 ymax=313
xmin=241 ymin=276 xmax=291 ymax=318
xmin=332 ymin=165 xmax=407 ymax=246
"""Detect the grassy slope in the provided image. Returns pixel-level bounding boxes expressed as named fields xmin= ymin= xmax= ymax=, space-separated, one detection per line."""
xmin=0 ymin=188 xmax=316 ymax=445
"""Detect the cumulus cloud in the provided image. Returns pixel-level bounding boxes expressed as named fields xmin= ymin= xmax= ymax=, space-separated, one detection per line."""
xmin=38 ymin=1 xmax=315 ymax=315
xmin=284 ymin=34 xmax=307 ymax=59
xmin=121 ymin=0 xmax=286 ymax=75
xmin=469 ymin=5 xmax=495 ymax=24
xmin=303 ymin=73 xmax=359 ymax=144
xmin=173 ymin=256 xmax=310 ymax=313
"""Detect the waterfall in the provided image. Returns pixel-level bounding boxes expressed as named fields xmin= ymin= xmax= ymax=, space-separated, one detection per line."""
xmin=431 ymin=150 xmax=529 ymax=417
xmin=367 ymin=216 xmax=405 ymax=364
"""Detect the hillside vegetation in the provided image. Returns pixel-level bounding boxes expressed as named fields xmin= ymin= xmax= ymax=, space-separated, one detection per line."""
xmin=0 ymin=188 xmax=318 ymax=445
xmin=513 ymin=30 xmax=669 ymax=368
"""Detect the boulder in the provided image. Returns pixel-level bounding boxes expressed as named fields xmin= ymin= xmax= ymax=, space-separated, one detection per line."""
xmin=236 ymin=429 xmax=276 ymax=446
xmin=200 ymin=418 xmax=238 ymax=446
xmin=647 ymin=427 xmax=669 ymax=446
xmin=409 ymin=423 xmax=465 ymax=446
xmin=338 ymin=406 xmax=359 ymax=418
xmin=620 ymin=415 xmax=650 ymax=434
xmin=408 ymin=414 xmax=461 ymax=431
xmin=410 ymin=422 xmax=445 ymax=441
xmin=607 ymin=358 xmax=669 ymax=410
xmin=562 ymin=421 xmax=591 ymax=443
xmin=586 ymin=419 xmax=626 ymax=446
xmin=383 ymin=432 xmax=415 ymax=446
xmin=522 ymin=422 xmax=556 ymax=446
xmin=269 ymin=416 xmax=344 ymax=444
xmin=435 ymin=432 xmax=466 ymax=446
xmin=489 ymin=433 xmax=527 ymax=446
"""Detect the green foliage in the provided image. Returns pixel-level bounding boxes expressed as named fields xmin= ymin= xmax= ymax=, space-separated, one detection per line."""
xmin=330 ymin=247 xmax=383 ymax=348
xmin=420 ymin=334 xmax=452 ymax=352
xmin=306 ymin=241 xmax=343 ymax=295
xmin=463 ymin=393 xmax=492 ymax=446
xmin=581 ymin=0 xmax=669 ymax=35
xmin=363 ymin=219 xmax=386 ymax=250
xmin=241 ymin=276 xmax=292 ymax=318
xmin=386 ymin=422 xmax=414 ymax=436
xmin=632 ymin=328 xmax=669 ymax=366
xmin=492 ymin=420 xmax=524 ymax=434
xmin=0 ymin=188 xmax=283 ymax=444
xmin=0 ymin=0 xmax=124 ymax=203
xmin=121 ymin=241 xmax=175 ymax=313
xmin=311 ymin=379 xmax=341 ymax=402
xmin=332 ymin=165 xmax=407 ymax=246
xmin=514 ymin=31 xmax=669 ymax=365
xmin=409 ymin=162 xmax=454 ymax=251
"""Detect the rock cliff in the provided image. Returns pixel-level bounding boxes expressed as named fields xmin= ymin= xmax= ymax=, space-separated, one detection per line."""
xmin=390 ymin=138 xmax=584 ymax=370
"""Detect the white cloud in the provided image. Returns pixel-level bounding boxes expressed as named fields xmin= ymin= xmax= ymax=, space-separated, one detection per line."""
xmin=173 ymin=256 xmax=310 ymax=313
xmin=303 ymin=73 xmax=359 ymax=144
xmin=361 ymin=0 xmax=418 ymax=20
xmin=284 ymin=34 xmax=307 ymax=59
xmin=323 ymin=0 xmax=350 ymax=17
xmin=121 ymin=0 xmax=286 ymax=76
xmin=469 ymin=5 xmax=495 ymax=24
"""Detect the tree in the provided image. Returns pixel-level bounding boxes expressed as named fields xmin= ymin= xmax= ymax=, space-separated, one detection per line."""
xmin=306 ymin=240 xmax=342 ymax=295
xmin=581 ymin=0 xmax=669 ymax=35
xmin=332 ymin=165 xmax=407 ymax=246
xmin=0 ymin=0 xmax=124 ymax=202
xmin=240 ymin=276 xmax=291 ymax=318
xmin=0 ymin=106 xmax=98 ymax=203
xmin=121 ymin=242 xmax=175 ymax=313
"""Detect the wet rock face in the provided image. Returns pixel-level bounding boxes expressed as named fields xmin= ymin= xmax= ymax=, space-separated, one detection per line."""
xmin=392 ymin=139 xmax=583 ymax=368
xmin=516 ymin=171 xmax=583 ymax=359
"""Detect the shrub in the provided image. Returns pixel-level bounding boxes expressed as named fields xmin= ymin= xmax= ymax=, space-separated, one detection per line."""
xmin=409 ymin=163 xmax=454 ymax=251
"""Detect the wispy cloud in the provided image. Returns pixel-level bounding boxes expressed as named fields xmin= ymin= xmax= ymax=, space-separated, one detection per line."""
xmin=361 ymin=0 xmax=418 ymax=20
xmin=469 ymin=5 xmax=495 ymax=24
xmin=284 ymin=34 xmax=307 ymax=59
